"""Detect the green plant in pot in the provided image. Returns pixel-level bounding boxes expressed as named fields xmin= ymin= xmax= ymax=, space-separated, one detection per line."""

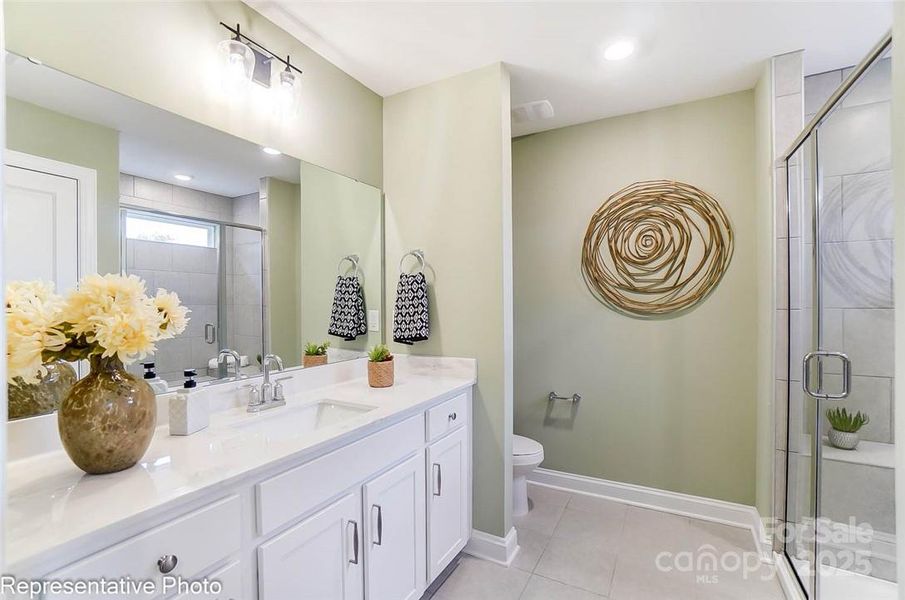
xmin=303 ymin=341 xmax=330 ymax=368
xmin=367 ymin=344 xmax=394 ymax=388
xmin=826 ymin=407 xmax=869 ymax=450
xmin=5 ymin=276 xmax=189 ymax=474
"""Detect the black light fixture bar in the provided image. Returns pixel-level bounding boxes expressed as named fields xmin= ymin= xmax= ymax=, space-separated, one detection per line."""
xmin=220 ymin=22 xmax=303 ymax=76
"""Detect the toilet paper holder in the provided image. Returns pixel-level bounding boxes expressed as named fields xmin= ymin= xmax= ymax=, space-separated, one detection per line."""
xmin=548 ymin=391 xmax=581 ymax=403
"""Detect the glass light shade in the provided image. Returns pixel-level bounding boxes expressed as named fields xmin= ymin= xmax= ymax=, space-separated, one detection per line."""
xmin=274 ymin=67 xmax=301 ymax=117
xmin=218 ymin=38 xmax=255 ymax=94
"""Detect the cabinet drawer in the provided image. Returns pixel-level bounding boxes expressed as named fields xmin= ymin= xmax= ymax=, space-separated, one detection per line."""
xmin=257 ymin=414 xmax=424 ymax=535
xmin=426 ymin=394 xmax=467 ymax=442
xmin=49 ymin=495 xmax=241 ymax=600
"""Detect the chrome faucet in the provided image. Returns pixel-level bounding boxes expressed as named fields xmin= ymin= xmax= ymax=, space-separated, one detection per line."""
xmin=246 ymin=354 xmax=287 ymax=413
xmin=218 ymin=349 xmax=243 ymax=380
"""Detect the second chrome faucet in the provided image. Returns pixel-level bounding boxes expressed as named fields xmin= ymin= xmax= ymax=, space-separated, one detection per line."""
xmin=246 ymin=354 xmax=288 ymax=413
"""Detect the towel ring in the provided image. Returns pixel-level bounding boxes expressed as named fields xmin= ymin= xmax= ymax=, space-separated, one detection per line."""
xmin=337 ymin=254 xmax=361 ymax=278
xmin=399 ymin=249 xmax=426 ymax=274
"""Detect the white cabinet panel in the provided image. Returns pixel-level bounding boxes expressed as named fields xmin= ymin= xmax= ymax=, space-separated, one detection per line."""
xmin=258 ymin=493 xmax=363 ymax=600
xmin=48 ymin=496 xmax=240 ymax=600
xmin=173 ymin=560 xmax=241 ymax=600
xmin=427 ymin=428 xmax=469 ymax=581
xmin=257 ymin=415 xmax=423 ymax=535
xmin=363 ymin=453 xmax=426 ymax=600
xmin=426 ymin=394 xmax=467 ymax=442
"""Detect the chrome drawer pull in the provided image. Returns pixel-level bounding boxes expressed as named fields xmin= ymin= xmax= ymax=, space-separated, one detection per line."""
xmin=449 ymin=412 xmax=457 ymax=422
xmin=348 ymin=520 xmax=360 ymax=564
xmin=433 ymin=463 xmax=442 ymax=496
xmin=157 ymin=554 xmax=178 ymax=574
xmin=372 ymin=505 xmax=383 ymax=546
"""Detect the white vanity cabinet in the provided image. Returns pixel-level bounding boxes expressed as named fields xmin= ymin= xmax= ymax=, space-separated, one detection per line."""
xmin=427 ymin=426 xmax=470 ymax=581
xmin=16 ymin=385 xmax=473 ymax=600
xmin=257 ymin=493 xmax=364 ymax=600
xmin=364 ymin=453 xmax=426 ymax=600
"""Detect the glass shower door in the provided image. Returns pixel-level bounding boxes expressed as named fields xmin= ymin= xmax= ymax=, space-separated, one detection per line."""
xmin=785 ymin=42 xmax=895 ymax=600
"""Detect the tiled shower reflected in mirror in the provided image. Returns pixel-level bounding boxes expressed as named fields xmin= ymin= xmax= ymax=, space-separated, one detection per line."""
xmin=121 ymin=176 xmax=264 ymax=386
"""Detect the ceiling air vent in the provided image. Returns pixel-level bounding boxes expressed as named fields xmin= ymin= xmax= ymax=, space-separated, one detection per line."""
xmin=511 ymin=100 xmax=554 ymax=123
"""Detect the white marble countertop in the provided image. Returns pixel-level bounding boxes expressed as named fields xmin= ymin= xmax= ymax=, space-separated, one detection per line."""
xmin=5 ymin=356 xmax=476 ymax=574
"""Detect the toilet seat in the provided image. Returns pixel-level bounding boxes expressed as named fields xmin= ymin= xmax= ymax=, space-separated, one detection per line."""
xmin=513 ymin=435 xmax=544 ymax=466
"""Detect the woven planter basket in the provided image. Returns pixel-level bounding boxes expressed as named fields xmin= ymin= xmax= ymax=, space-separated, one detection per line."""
xmin=303 ymin=354 xmax=328 ymax=368
xmin=368 ymin=358 xmax=394 ymax=388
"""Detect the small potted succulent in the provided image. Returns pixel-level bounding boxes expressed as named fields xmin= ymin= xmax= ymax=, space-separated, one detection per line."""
xmin=303 ymin=341 xmax=330 ymax=368
xmin=367 ymin=344 xmax=394 ymax=388
xmin=826 ymin=407 xmax=869 ymax=450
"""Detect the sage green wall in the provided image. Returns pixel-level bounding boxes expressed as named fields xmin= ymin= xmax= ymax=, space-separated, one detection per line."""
xmin=5 ymin=1 xmax=382 ymax=187
xmin=384 ymin=63 xmax=513 ymax=537
xmin=513 ymin=91 xmax=758 ymax=505
xmin=299 ymin=162 xmax=383 ymax=355
xmin=264 ymin=177 xmax=302 ymax=367
xmin=754 ymin=62 xmax=776 ymax=518
xmin=6 ymin=97 xmax=120 ymax=274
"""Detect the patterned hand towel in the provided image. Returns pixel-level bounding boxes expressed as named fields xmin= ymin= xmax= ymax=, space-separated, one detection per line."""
xmin=328 ymin=275 xmax=367 ymax=341
xmin=393 ymin=272 xmax=429 ymax=345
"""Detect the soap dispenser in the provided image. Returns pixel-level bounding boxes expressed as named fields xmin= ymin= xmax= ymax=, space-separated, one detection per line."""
xmin=142 ymin=362 xmax=170 ymax=394
xmin=169 ymin=369 xmax=209 ymax=436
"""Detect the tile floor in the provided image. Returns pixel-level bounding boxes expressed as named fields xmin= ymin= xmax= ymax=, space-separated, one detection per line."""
xmin=434 ymin=483 xmax=786 ymax=600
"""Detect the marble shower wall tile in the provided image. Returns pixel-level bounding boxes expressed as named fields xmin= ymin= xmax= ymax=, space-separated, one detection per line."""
xmin=822 ymin=240 xmax=893 ymax=309
xmin=843 ymin=170 xmax=893 ymax=241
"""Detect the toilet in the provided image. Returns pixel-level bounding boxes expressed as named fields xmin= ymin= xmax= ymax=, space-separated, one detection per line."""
xmin=512 ymin=435 xmax=545 ymax=517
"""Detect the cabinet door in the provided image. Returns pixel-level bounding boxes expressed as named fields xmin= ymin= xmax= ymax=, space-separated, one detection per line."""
xmin=363 ymin=453 xmax=426 ymax=600
xmin=258 ymin=493 xmax=363 ymax=600
xmin=427 ymin=427 xmax=469 ymax=581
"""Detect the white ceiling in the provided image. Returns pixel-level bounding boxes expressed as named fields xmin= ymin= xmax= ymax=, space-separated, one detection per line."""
xmin=252 ymin=1 xmax=892 ymax=136
xmin=6 ymin=53 xmax=300 ymax=197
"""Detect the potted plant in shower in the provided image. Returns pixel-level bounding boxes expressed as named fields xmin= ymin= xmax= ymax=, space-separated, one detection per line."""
xmin=367 ymin=344 xmax=394 ymax=388
xmin=5 ymin=275 xmax=189 ymax=474
xmin=303 ymin=341 xmax=330 ymax=368
xmin=826 ymin=407 xmax=869 ymax=450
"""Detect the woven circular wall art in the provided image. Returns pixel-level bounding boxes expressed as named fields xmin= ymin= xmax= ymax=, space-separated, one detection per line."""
xmin=581 ymin=179 xmax=733 ymax=317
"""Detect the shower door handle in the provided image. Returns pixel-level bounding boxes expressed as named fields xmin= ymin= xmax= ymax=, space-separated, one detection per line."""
xmin=204 ymin=323 xmax=216 ymax=344
xmin=802 ymin=351 xmax=851 ymax=400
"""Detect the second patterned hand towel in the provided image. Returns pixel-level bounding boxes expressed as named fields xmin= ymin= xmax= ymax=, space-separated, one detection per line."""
xmin=393 ymin=271 xmax=430 ymax=345
xmin=328 ymin=275 xmax=367 ymax=341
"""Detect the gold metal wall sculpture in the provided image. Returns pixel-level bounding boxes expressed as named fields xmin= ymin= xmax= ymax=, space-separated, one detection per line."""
xmin=581 ymin=180 xmax=733 ymax=317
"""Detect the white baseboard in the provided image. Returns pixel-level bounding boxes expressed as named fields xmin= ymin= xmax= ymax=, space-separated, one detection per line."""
xmin=774 ymin=552 xmax=807 ymax=600
xmin=463 ymin=527 xmax=519 ymax=567
xmin=528 ymin=468 xmax=772 ymax=562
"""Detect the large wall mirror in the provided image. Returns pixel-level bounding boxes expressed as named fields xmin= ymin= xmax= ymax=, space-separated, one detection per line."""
xmin=4 ymin=51 xmax=384 ymax=420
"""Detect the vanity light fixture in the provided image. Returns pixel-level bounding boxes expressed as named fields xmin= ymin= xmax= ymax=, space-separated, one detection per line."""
xmin=219 ymin=22 xmax=303 ymax=112
xmin=174 ymin=174 xmax=193 ymax=182
xmin=218 ymin=23 xmax=256 ymax=92
xmin=262 ymin=147 xmax=282 ymax=156
xmin=603 ymin=39 xmax=636 ymax=61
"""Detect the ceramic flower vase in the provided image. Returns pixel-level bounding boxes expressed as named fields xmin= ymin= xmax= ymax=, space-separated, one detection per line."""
xmin=58 ymin=355 xmax=157 ymax=474
xmin=828 ymin=428 xmax=859 ymax=451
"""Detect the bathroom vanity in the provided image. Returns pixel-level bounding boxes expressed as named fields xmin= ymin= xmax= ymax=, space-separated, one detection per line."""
xmin=5 ymin=357 xmax=475 ymax=599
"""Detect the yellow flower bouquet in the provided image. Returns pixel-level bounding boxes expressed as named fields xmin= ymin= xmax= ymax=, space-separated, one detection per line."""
xmin=5 ymin=274 xmax=190 ymax=474
xmin=6 ymin=274 xmax=189 ymax=383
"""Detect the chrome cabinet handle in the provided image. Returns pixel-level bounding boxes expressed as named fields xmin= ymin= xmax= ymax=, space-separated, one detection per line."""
xmin=548 ymin=392 xmax=581 ymax=403
xmin=372 ymin=505 xmax=383 ymax=546
xmin=348 ymin=520 xmax=359 ymax=564
xmin=448 ymin=412 xmax=457 ymax=422
xmin=802 ymin=351 xmax=851 ymax=400
xmin=157 ymin=554 xmax=178 ymax=574
xmin=433 ymin=463 xmax=442 ymax=496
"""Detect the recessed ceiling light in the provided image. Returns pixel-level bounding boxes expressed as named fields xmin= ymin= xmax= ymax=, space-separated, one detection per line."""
xmin=262 ymin=147 xmax=282 ymax=156
xmin=174 ymin=174 xmax=193 ymax=182
xmin=603 ymin=40 xmax=635 ymax=62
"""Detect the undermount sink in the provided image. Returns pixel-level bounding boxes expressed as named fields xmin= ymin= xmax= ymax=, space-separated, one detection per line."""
xmin=231 ymin=400 xmax=376 ymax=441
